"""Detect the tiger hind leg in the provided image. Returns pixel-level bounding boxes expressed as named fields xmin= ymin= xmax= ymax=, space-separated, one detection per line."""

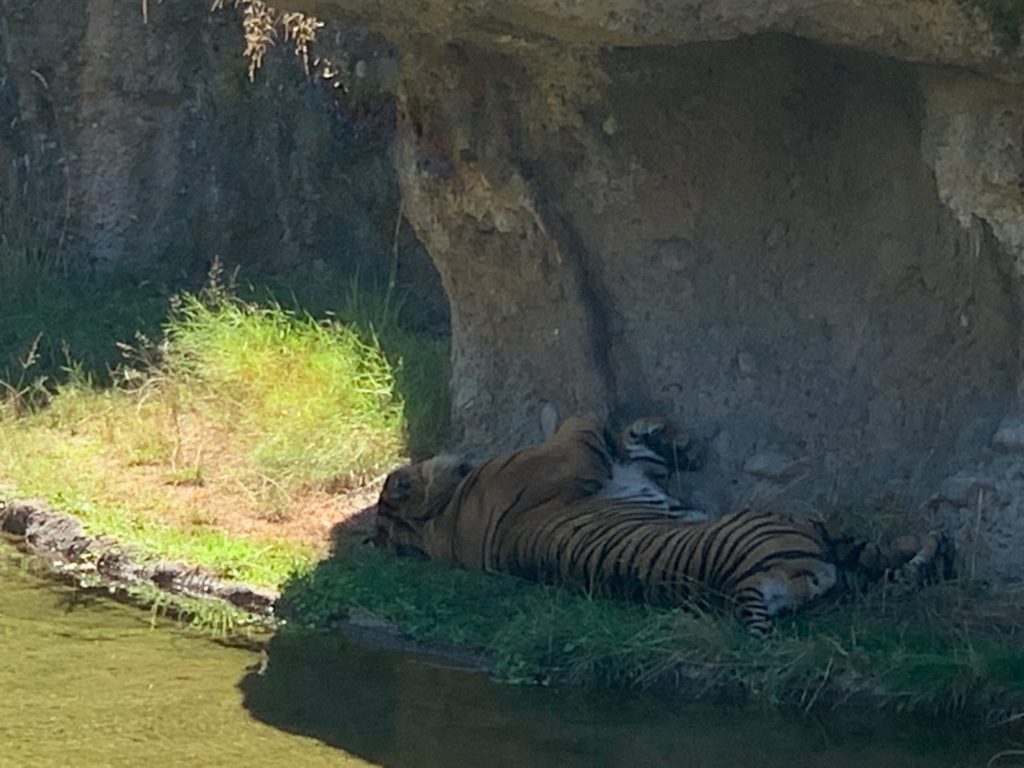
xmin=733 ymin=563 xmax=838 ymax=636
xmin=856 ymin=530 xmax=956 ymax=588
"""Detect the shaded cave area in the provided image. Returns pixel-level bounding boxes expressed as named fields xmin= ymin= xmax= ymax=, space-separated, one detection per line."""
xmin=393 ymin=33 xmax=1024 ymax=581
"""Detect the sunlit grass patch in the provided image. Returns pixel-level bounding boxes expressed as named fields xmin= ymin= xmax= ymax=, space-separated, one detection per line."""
xmin=251 ymin=275 xmax=451 ymax=460
xmin=163 ymin=292 xmax=405 ymax=491
xmin=0 ymin=483 xmax=313 ymax=589
xmin=0 ymin=276 xmax=440 ymax=574
xmin=2 ymin=290 xmax=406 ymax=491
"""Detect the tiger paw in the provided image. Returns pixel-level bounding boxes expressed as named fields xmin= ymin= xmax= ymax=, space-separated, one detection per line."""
xmin=889 ymin=531 xmax=955 ymax=590
xmin=620 ymin=417 xmax=705 ymax=475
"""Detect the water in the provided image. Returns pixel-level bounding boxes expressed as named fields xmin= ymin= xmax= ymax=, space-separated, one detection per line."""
xmin=1 ymin=546 xmax=1019 ymax=768
xmin=0 ymin=549 xmax=357 ymax=768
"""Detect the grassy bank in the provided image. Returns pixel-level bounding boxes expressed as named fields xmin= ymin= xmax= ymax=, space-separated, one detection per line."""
xmin=0 ymin=268 xmax=448 ymax=587
xmin=279 ymin=544 xmax=1024 ymax=718
xmin=4 ymin=272 xmax=1024 ymax=720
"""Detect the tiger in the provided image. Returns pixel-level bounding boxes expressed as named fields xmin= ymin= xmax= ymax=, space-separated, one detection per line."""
xmin=374 ymin=413 xmax=952 ymax=635
xmin=601 ymin=416 xmax=709 ymax=521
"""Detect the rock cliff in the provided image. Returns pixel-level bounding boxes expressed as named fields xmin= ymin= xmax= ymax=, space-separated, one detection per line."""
xmin=283 ymin=0 xmax=1024 ymax=581
xmin=0 ymin=0 xmax=428 ymax=284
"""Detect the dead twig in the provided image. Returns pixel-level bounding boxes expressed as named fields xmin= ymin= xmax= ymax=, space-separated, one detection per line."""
xmin=987 ymin=750 xmax=1024 ymax=768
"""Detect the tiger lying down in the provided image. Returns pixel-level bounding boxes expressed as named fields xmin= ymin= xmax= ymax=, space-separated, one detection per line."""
xmin=373 ymin=414 xmax=954 ymax=636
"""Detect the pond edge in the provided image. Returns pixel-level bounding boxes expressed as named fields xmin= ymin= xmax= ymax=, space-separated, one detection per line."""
xmin=0 ymin=496 xmax=488 ymax=669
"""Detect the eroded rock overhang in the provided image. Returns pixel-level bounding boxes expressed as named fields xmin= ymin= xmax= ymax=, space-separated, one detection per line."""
xmin=285 ymin=0 xmax=1024 ymax=582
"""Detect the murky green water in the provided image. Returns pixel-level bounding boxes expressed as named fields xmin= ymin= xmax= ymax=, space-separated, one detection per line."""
xmin=1 ymin=545 xmax=1020 ymax=768
xmin=0 ymin=549 xmax=359 ymax=768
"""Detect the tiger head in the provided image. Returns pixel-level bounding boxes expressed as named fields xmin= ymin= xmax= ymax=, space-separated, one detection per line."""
xmin=373 ymin=454 xmax=474 ymax=557
xmin=618 ymin=417 xmax=706 ymax=475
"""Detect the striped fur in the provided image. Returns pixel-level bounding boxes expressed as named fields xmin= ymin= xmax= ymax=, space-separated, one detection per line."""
xmin=494 ymin=502 xmax=837 ymax=635
xmin=604 ymin=416 xmax=709 ymax=521
xmin=374 ymin=414 xmax=949 ymax=635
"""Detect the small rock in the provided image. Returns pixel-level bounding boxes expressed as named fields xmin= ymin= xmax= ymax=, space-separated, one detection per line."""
xmin=936 ymin=472 xmax=997 ymax=507
xmin=151 ymin=561 xmax=189 ymax=587
xmin=220 ymin=585 xmax=277 ymax=615
xmin=743 ymin=451 xmax=805 ymax=482
xmin=993 ymin=416 xmax=1024 ymax=452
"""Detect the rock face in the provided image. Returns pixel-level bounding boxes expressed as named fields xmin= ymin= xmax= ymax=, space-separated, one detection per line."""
xmin=0 ymin=0 xmax=432 ymax=286
xmin=397 ymin=36 xmax=1023 ymax=509
xmin=284 ymin=0 xmax=1024 ymax=580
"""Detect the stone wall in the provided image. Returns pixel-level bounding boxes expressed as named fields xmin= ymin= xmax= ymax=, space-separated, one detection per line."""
xmin=281 ymin=0 xmax=1024 ymax=581
xmin=394 ymin=34 xmax=1022 ymax=498
xmin=0 ymin=0 xmax=437 ymax=296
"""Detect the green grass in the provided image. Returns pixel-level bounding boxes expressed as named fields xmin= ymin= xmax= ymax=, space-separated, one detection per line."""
xmin=279 ymin=544 xmax=1024 ymax=715
xmin=0 ymin=485 xmax=312 ymax=589
xmin=241 ymin=274 xmax=451 ymax=459
xmin=1 ymin=258 xmax=450 ymax=458
xmin=0 ymin=290 xmax=406 ymax=509
xmin=8 ymin=259 xmax=1023 ymax=717
xmin=132 ymin=580 xmax=275 ymax=637
xmin=1 ymin=264 xmax=449 ymax=495
xmin=0 ymin=272 xmax=169 ymax=401
xmin=5 ymin=547 xmax=275 ymax=641
xmin=164 ymin=290 xmax=406 ymax=489
xmin=0 ymin=265 xmax=450 ymax=588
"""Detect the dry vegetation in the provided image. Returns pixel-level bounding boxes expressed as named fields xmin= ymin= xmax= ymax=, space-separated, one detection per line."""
xmin=0 ymin=267 xmax=448 ymax=585
xmin=210 ymin=0 xmax=325 ymax=79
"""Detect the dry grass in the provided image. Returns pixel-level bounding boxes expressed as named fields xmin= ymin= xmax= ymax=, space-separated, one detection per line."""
xmin=0 ymin=284 xmax=419 ymax=582
xmin=210 ymin=0 xmax=324 ymax=80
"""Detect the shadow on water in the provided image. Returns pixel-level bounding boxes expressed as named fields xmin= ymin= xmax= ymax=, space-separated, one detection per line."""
xmin=2 ymin=539 xmax=1020 ymax=767
xmin=0 ymin=546 xmax=356 ymax=766
xmin=239 ymin=627 xmax=1007 ymax=768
